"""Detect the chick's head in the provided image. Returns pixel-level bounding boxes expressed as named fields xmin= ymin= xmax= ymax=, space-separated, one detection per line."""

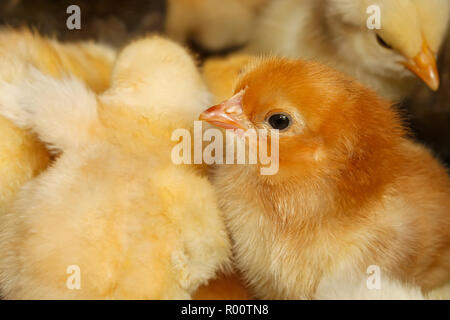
xmin=200 ymin=58 xmax=405 ymax=180
xmin=101 ymin=36 xmax=211 ymax=126
xmin=324 ymin=0 xmax=449 ymax=91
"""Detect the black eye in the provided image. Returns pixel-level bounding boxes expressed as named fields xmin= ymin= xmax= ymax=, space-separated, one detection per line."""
xmin=376 ymin=34 xmax=393 ymax=50
xmin=268 ymin=113 xmax=292 ymax=131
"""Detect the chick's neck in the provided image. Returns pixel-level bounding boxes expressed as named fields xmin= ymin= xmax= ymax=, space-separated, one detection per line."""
xmin=223 ymin=130 xmax=407 ymax=227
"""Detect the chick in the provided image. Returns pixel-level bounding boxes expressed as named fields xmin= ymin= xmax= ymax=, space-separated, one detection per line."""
xmin=0 ymin=36 xmax=230 ymax=299
xmin=199 ymin=58 xmax=450 ymax=299
xmin=166 ymin=0 xmax=269 ymax=51
xmin=246 ymin=0 xmax=450 ymax=100
xmin=0 ymin=28 xmax=115 ymax=215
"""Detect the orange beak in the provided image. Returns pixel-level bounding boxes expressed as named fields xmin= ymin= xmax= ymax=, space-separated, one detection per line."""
xmin=401 ymin=41 xmax=440 ymax=91
xmin=199 ymin=90 xmax=248 ymax=130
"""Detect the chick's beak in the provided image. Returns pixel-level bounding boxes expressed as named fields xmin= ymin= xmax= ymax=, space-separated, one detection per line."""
xmin=402 ymin=42 xmax=440 ymax=91
xmin=199 ymin=90 xmax=248 ymax=130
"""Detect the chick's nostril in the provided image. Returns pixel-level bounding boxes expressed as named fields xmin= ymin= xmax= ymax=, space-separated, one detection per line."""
xmin=199 ymin=104 xmax=247 ymax=130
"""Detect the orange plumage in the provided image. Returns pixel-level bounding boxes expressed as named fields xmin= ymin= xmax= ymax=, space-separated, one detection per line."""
xmin=199 ymin=58 xmax=450 ymax=299
xmin=193 ymin=273 xmax=252 ymax=300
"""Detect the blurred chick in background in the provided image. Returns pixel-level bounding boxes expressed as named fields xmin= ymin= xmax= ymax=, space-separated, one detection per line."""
xmin=203 ymin=54 xmax=255 ymax=103
xmin=200 ymin=58 xmax=450 ymax=299
xmin=246 ymin=0 xmax=450 ymax=101
xmin=166 ymin=0 xmax=269 ymax=51
xmin=0 ymin=28 xmax=115 ymax=215
xmin=0 ymin=36 xmax=230 ymax=299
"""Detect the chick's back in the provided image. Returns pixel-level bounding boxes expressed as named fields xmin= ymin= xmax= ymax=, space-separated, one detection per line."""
xmin=0 ymin=28 xmax=115 ymax=214
xmin=0 ymin=36 xmax=230 ymax=299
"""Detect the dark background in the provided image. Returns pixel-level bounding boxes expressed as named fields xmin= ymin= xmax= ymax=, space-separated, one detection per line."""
xmin=0 ymin=0 xmax=166 ymax=47
xmin=0 ymin=0 xmax=449 ymax=165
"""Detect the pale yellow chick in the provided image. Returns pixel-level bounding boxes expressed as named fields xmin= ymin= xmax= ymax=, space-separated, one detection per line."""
xmin=0 ymin=28 xmax=115 ymax=215
xmin=247 ymin=0 xmax=450 ymax=100
xmin=0 ymin=36 xmax=230 ymax=299
xmin=166 ymin=0 xmax=269 ymax=51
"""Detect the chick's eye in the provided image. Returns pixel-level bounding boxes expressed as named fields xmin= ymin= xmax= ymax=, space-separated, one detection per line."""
xmin=268 ymin=113 xmax=292 ymax=131
xmin=376 ymin=34 xmax=393 ymax=50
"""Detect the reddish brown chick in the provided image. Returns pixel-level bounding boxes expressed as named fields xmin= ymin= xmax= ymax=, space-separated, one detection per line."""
xmin=199 ymin=58 xmax=450 ymax=299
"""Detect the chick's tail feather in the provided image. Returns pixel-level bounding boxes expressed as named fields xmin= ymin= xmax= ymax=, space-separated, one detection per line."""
xmin=0 ymin=68 xmax=101 ymax=153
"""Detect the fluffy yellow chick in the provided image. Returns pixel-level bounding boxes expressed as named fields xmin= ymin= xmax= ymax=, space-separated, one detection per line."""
xmin=166 ymin=0 xmax=269 ymax=51
xmin=199 ymin=57 xmax=450 ymax=299
xmin=0 ymin=36 xmax=230 ymax=299
xmin=247 ymin=0 xmax=450 ymax=100
xmin=0 ymin=28 xmax=115 ymax=215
